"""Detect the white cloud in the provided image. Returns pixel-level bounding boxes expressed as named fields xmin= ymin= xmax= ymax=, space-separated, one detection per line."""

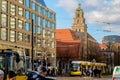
xmin=56 ymin=0 xmax=120 ymax=34
xmin=56 ymin=0 xmax=78 ymax=16
xmin=83 ymin=0 xmax=120 ymax=33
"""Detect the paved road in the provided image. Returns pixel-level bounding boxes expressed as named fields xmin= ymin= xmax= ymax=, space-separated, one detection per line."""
xmin=55 ymin=76 xmax=112 ymax=80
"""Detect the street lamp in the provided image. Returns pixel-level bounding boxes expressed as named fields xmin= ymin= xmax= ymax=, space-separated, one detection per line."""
xmin=31 ymin=19 xmax=34 ymax=70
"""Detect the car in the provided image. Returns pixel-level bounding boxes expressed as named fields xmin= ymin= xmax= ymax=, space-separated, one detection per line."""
xmin=112 ymin=66 xmax=120 ymax=80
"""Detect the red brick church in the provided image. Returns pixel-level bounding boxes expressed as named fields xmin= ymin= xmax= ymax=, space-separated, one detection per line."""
xmin=56 ymin=4 xmax=100 ymax=72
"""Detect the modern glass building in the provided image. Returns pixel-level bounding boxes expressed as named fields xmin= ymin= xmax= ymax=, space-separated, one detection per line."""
xmin=102 ymin=35 xmax=120 ymax=45
xmin=0 ymin=0 xmax=56 ymax=68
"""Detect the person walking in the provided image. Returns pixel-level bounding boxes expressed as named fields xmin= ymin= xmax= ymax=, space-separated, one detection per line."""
xmin=0 ymin=70 xmax=4 ymax=80
xmin=8 ymin=71 xmax=17 ymax=80
xmin=88 ymin=68 xmax=92 ymax=77
xmin=27 ymin=66 xmax=47 ymax=80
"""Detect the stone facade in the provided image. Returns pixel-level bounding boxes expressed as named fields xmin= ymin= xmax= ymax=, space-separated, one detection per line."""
xmin=72 ymin=4 xmax=100 ymax=61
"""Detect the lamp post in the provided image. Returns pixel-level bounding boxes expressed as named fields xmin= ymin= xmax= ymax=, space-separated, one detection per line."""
xmin=31 ymin=19 xmax=34 ymax=70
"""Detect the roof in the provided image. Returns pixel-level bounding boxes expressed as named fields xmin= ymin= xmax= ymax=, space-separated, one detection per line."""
xmin=36 ymin=0 xmax=46 ymax=7
xmin=56 ymin=29 xmax=81 ymax=43
xmin=99 ymin=44 xmax=108 ymax=49
xmin=87 ymin=33 xmax=97 ymax=42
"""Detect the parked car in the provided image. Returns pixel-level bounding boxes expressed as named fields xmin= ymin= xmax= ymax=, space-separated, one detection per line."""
xmin=112 ymin=66 xmax=120 ymax=80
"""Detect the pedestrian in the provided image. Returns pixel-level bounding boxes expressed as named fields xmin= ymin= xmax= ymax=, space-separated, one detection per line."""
xmin=88 ymin=68 xmax=92 ymax=77
xmin=98 ymin=67 xmax=102 ymax=78
xmin=0 ymin=70 xmax=4 ymax=80
xmin=94 ymin=67 xmax=97 ymax=77
xmin=27 ymin=66 xmax=47 ymax=80
xmin=8 ymin=70 xmax=17 ymax=80
xmin=39 ymin=66 xmax=47 ymax=79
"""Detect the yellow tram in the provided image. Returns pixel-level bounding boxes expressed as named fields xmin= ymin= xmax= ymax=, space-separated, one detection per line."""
xmin=70 ymin=61 xmax=106 ymax=76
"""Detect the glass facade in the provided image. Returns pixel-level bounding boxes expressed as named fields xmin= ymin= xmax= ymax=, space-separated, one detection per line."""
xmin=0 ymin=0 xmax=56 ymax=67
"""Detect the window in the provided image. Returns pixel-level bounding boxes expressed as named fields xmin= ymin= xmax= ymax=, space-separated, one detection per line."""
xmin=25 ymin=10 xmax=30 ymax=19
xmin=48 ymin=41 xmax=50 ymax=47
xmin=32 ymin=2 xmax=36 ymax=10
xmin=10 ymin=17 xmax=16 ymax=29
xmin=43 ymin=19 xmax=46 ymax=29
xmin=0 ymin=28 xmax=7 ymax=40
xmin=37 ymin=27 xmax=40 ymax=33
xmin=33 ymin=26 xmax=36 ymax=34
xmin=25 ymin=22 xmax=30 ymax=31
xmin=18 ymin=7 xmax=23 ymax=16
xmin=52 ymin=42 xmax=54 ymax=48
xmin=38 ymin=17 xmax=41 ymax=26
xmin=17 ymin=32 xmax=23 ymax=41
xmin=52 ymin=33 xmax=55 ymax=38
xmin=48 ymin=31 xmax=50 ymax=38
xmin=42 ymin=8 xmax=46 ymax=16
xmin=10 ymin=30 xmax=15 ymax=42
xmin=43 ymin=30 xmax=45 ymax=38
xmin=52 ymin=23 xmax=55 ymax=30
xmin=1 ymin=14 xmax=7 ymax=27
xmin=18 ymin=20 xmax=23 ymax=29
xmin=10 ymin=4 xmax=16 ymax=15
xmin=48 ymin=21 xmax=50 ymax=28
xmin=2 ymin=0 xmax=7 ymax=12
xmin=115 ymin=67 xmax=120 ymax=74
xmin=38 ymin=6 xmax=41 ymax=13
xmin=52 ymin=14 xmax=55 ymax=20
xmin=24 ymin=34 xmax=30 ymax=42
xmin=40 ymin=18 xmax=43 ymax=26
xmin=32 ymin=14 xmax=36 ymax=24
xmin=77 ymin=14 xmax=79 ymax=17
xmin=48 ymin=11 xmax=51 ymax=18
xmin=25 ymin=0 xmax=30 ymax=7
xmin=77 ymin=20 xmax=80 ymax=24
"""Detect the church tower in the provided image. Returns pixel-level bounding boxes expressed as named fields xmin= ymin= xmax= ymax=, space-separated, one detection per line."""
xmin=72 ymin=4 xmax=87 ymax=32
xmin=72 ymin=4 xmax=88 ymax=60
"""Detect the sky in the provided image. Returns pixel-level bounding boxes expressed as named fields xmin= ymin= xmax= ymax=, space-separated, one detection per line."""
xmin=44 ymin=0 xmax=120 ymax=43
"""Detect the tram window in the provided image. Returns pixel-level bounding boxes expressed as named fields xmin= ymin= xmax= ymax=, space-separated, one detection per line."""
xmin=72 ymin=63 xmax=79 ymax=71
